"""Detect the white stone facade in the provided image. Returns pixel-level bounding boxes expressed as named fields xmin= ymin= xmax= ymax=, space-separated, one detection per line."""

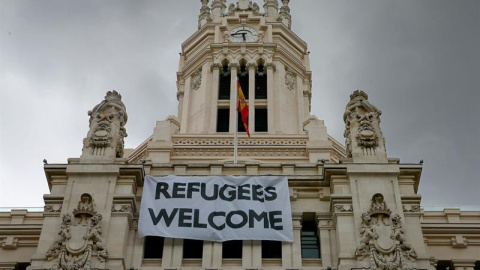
xmin=1 ymin=2 xmax=478 ymax=270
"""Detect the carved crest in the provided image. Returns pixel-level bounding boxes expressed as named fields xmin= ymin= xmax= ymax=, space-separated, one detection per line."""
xmin=285 ymin=67 xmax=296 ymax=91
xmin=191 ymin=68 xmax=202 ymax=90
xmin=355 ymin=194 xmax=417 ymax=270
xmin=46 ymin=194 xmax=108 ymax=270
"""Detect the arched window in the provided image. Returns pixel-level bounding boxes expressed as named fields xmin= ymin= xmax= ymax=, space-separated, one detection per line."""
xmin=219 ymin=63 xmax=231 ymax=100
xmin=238 ymin=60 xmax=249 ymax=99
xmin=255 ymin=63 xmax=267 ymax=99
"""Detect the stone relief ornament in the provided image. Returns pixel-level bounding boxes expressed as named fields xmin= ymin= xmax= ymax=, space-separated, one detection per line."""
xmin=46 ymin=194 xmax=108 ymax=270
xmin=403 ymin=205 xmax=421 ymax=213
xmin=285 ymin=67 xmax=296 ymax=91
xmin=355 ymin=193 xmax=417 ymax=270
xmin=343 ymin=90 xmax=385 ymax=158
xmin=82 ymin=90 xmax=128 ymax=159
xmin=191 ymin=68 xmax=202 ymax=90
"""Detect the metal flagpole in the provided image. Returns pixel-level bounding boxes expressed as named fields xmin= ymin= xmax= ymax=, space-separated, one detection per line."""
xmin=233 ymin=77 xmax=238 ymax=164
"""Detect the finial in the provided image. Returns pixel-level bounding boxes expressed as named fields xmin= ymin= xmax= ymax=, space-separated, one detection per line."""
xmin=278 ymin=0 xmax=291 ymax=28
xmin=198 ymin=0 xmax=212 ymax=29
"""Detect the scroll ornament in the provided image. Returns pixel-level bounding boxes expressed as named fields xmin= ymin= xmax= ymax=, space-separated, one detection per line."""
xmin=46 ymin=194 xmax=108 ymax=270
xmin=355 ymin=194 xmax=417 ymax=270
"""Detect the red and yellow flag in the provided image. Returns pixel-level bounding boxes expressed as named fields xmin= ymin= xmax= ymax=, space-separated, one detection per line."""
xmin=237 ymin=79 xmax=250 ymax=137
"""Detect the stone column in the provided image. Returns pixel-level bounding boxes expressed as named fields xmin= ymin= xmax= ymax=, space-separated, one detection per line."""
xmin=318 ymin=216 xmax=334 ymax=267
xmin=210 ymin=63 xmax=222 ymax=133
xmin=287 ymin=213 xmax=302 ymax=268
xmin=229 ymin=63 xmax=239 ymax=133
xmin=247 ymin=63 xmax=256 ymax=133
xmin=266 ymin=62 xmax=275 ymax=134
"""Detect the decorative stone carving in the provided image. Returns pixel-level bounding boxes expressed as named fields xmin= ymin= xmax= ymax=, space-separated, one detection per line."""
xmin=227 ymin=3 xmax=235 ymax=15
xmin=252 ymin=2 xmax=261 ymax=15
xmin=191 ymin=68 xmax=202 ymax=90
xmin=334 ymin=204 xmax=353 ymax=212
xmin=176 ymin=91 xmax=184 ymax=100
xmin=355 ymin=193 xmax=417 ymax=270
xmin=46 ymin=194 xmax=108 ymax=270
xmin=45 ymin=205 xmax=62 ymax=213
xmin=198 ymin=0 xmax=212 ymax=29
xmin=82 ymin=90 xmax=128 ymax=159
xmin=111 ymin=204 xmax=131 ymax=213
xmin=343 ymin=90 xmax=386 ymax=160
xmin=265 ymin=62 xmax=276 ymax=71
xmin=210 ymin=63 xmax=223 ymax=71
xmin=263 ymin=0 xmax=279 ymax=19
xmin=246 ymin=63 xmax=257 ymax=70
xmin=285 ymin=67 xmax=296 ymax=91
xmin=228 ymin=62 xmax=240 ymax=71
xmin=277 ymin=0 xmax=292 ymax=28
xmin=403 ymin=204 xmax=421 ymax=212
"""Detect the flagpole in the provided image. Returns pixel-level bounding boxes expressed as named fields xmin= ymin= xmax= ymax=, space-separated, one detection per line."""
xmin=233 ymin=77 xmax=238 ymax=164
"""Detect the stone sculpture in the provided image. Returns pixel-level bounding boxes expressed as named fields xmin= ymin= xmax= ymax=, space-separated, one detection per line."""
xmin=81 ymin=90 xmax=128 ymax=160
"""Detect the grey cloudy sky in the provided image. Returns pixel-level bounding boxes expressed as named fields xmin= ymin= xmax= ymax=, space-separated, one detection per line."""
xmin=1 ymin=0 xmax=479 ymax=208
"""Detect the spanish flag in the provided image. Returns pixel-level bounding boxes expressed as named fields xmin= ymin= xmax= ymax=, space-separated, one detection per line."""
xmin=237 ymin=79 xmax=250 ymax=137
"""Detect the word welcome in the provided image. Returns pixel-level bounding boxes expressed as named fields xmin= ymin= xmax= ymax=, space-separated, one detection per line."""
xmin=148 ymin=208 xmax=283 ymax=230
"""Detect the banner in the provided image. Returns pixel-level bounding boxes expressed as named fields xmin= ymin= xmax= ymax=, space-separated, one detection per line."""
xmin=139 ymin=175 xmax=293 ymax=242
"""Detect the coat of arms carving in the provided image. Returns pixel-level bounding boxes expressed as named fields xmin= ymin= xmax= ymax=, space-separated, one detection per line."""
xmin=46 ymin=194 xmax=108 ymax=270
xmin=356 ymin=193 xmax=417 ymax=270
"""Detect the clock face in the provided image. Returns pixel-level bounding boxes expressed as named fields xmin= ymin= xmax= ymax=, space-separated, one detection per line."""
xmin=230 ymin=26 xmax=258 ymax=43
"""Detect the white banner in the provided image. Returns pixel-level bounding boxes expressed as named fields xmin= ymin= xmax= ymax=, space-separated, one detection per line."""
xmin=139 ymin=175 xmax=293 ymax=242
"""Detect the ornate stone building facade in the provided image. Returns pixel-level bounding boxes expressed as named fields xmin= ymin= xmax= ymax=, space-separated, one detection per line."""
xmin=1 ymin=1 xmax=479 ymax=270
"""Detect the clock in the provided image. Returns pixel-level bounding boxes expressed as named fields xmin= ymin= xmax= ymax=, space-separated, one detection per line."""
xmin=230 ymin=26 xmax=258 ymax=43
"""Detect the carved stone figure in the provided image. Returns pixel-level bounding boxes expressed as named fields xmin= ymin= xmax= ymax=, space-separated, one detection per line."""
xmin=343 ymin=90 xmax=386 ymax=160
xmin=355 ymin=193 xmax=417 ymax=270
xmin=82 ymin=91 xmax=128 ymax=160
xmin=46 ymin=194 xmax=108 ymax=270
xmin=228 ymin=3 xmax=235 ymax=15
xmin=252 ymin=2 xmax=260 ymax=15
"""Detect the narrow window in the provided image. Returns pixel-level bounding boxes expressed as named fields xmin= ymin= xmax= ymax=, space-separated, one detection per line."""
xmin=219 ymin=65 xmax=231 ymax=100
xmin=261 ymin=240 xmax=282 ymax=259
xmin=255 ymin=108 xmax=268 ymax=132
xmin=238 ymin=64 xmax=249 ymax=99
xmin=301 ymin=218 xmax=320 ymax=259
xmin=217 ymin=108 xmax=230 ymax=132
xmin=222 ymin=240 xmax=242 ymax=259
xmin=255 ymin=65 xmax=267 ymax=99
xmin=183 ymin=239 xmax=203 ymax=259
xmin=143 ymin=236 xmax=164 ymax=259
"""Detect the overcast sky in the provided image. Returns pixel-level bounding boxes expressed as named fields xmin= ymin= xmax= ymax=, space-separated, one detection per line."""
xmin=1 ymin=0 xmax=479 ymax=208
